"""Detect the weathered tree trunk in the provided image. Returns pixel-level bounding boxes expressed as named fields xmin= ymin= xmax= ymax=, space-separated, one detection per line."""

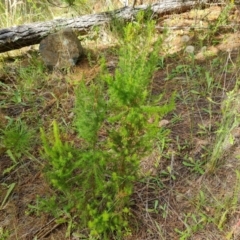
xmin=0 ymin=0 xmax=206 ymax=53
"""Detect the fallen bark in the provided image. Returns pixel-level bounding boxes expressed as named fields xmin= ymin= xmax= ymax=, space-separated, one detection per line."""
xmin=0 ymin=0 xmax=207 ymax=53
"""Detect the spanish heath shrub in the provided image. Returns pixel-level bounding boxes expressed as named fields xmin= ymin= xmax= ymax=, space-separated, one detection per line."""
xmin=40 ymin=13 xmax=175 ymax=239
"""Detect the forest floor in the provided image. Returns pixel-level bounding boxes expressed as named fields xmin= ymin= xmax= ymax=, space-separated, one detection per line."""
xmin=1 ymin=3 xmax=240 ymax=240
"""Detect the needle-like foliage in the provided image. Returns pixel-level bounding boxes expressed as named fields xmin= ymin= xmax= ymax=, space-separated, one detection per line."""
xmin=40 ymin=13 xmax=175 ymax=239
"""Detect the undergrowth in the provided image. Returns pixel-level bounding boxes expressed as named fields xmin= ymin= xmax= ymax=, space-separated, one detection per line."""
xmin=1 ymin=2 xmax=240 ymax=240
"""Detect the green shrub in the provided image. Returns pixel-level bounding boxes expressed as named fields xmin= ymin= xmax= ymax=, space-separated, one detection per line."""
xmin=0 ymin=118 xmax=35 ymax=174
xmin=40 ymin=13 xmax=175 ymax=239
xmin=0 ymin=118 xmax=34 ymax=158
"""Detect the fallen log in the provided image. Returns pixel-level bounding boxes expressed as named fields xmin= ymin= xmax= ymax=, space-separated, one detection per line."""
xmin=0 ymin=0 xmax=207 ymax=53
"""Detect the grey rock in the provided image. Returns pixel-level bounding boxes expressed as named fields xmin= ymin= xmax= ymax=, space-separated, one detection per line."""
xmin=39 ymin=28 xmax=83 ymax=69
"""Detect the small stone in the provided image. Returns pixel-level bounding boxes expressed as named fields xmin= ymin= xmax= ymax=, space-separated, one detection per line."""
xmin=39 ymin=28 xmax=83 ymax=69
xmin=185 ymin=45 xmax=195 ymax=54
xmin=181 ymin=35 xmax=190 ymax=43
xmin=159 ymin=119 xmax=169 ymax=127
xmin=201 ymin=46 xmax=207 ymax=52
